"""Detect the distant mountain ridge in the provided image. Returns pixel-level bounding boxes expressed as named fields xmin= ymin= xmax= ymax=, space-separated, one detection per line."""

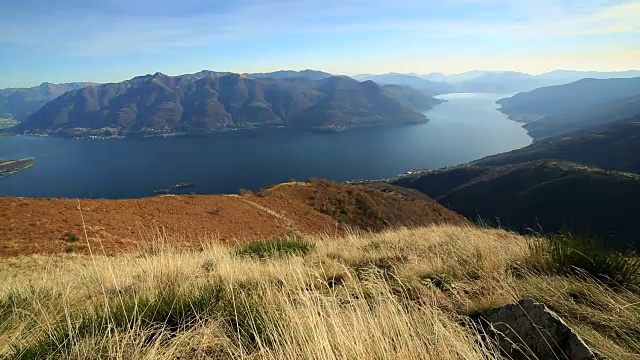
xmin=12 ymin=71 xmax=440 ymax=137
xmin=6 ymin=69 xmax=638 ymax=121
xmin=395 ymin=160 xmax=640 ymax=249
xmin=0 ymin=82 xmax=95 ymax=120
xmin=247 ymin=69 xmax=333 ymax=81
xmin=0 ymin=70 xmax=333 ymax=122
xmin=535 ymin=69 xmax=640 ymax=83
xmin=522 ymin=95 xmax=640 ymax=140
xmin=359 ymin=70 xmax=640 ymax=94
xmin=496 ymin=77 xmax=640 ymax=123
xmin=423 ymin=69 xmax=640 ymax=84
xmin=474 ymin=115 xmax=640 ymax=173
xmin=352 ymin=74 xmax=454 ymax=96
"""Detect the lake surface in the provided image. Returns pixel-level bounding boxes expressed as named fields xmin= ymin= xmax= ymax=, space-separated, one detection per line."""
xmin=0 ymin=93 xmax=531 ymax=198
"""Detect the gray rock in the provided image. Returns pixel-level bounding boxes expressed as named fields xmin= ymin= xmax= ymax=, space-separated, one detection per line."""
xmin=486 ymin=298 xmax=601 ymax=360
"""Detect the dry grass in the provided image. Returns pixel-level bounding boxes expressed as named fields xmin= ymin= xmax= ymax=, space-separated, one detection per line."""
xmin=0 ymin=225 xmax=639 ymax=359
xmin=261 ymin=179 xmax=470 ymax=232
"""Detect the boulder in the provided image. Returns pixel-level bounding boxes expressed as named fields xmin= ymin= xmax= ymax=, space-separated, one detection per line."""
xmin=485 ymin=298 xmax=601 ymax=360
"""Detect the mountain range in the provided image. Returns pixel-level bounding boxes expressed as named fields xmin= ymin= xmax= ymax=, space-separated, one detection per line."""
xmin=11 ymin=71 xmax=440 ymax=137
xmin=494 ymin=77 xmax=640 ymax=140
xmin=393 ymin=114 xmax=640 ymax=248
xmin=424 ymin=69 xmax=640 ymax=83
xmin=523 ymin=95 xmax=640 ymax=140
xmin=474 ymin=115 xmax=640 ymax=173
xmin=358 ymin=70 xmax=640 ymax=94
xmin=4 ymin=69 xmax=639 ymax=126
xmin=496 ymin=77 xmax=640 ymax=122
xmin=0 ymin=70 xmax=336 ymax=122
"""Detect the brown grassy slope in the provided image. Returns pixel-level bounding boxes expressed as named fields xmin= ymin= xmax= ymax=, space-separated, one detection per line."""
xmin=0 ymin=180 xmax=466 ymax=257
xmin=0 ymin=194 xmax=329 ymax=257
xmin=260 ymin=179 xmax=469 ymax=231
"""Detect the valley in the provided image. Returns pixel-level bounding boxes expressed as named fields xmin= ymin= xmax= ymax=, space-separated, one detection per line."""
xmin=393 ymin=114 xmax=640 ymax=247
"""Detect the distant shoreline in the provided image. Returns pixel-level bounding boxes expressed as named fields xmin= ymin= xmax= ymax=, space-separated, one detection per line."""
xmin=6 ymin=119 xmax=432 ymax=140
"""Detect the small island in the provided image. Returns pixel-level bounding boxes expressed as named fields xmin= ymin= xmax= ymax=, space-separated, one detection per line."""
xmin=153 ymin=183 xmax=196 ymax=195
xmin=172 ymin=182 xmax=195 ymax=190
xmin=0 ymin=158 xmax=35 ymax=179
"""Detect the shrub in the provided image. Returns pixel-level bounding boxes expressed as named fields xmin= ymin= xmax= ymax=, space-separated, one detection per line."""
xmin=239 ymin=188 xmax=253 ymax=196
xmin=63 ymin=231 xmax=80 ymax=243
xmin=528 ymin=232 xmax=640 ymax=286
xmin=235 ymin=237 xmax=313 ymax=258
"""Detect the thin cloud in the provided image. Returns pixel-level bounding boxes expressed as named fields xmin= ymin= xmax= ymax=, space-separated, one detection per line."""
xmin=0 ymin=0 xmax=637 ymax=53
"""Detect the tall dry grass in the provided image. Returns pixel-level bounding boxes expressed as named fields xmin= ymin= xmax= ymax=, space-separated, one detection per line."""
xmin=0 ymin=225 xmax=639 ymax=359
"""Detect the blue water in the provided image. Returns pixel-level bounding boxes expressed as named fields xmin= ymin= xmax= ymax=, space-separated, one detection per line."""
xmin=0 ymin=93 xmax=531 ymax=198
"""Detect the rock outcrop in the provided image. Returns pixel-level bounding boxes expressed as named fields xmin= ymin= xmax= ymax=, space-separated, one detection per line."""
xmin=485 ymin=298 xmax=601 ymax=360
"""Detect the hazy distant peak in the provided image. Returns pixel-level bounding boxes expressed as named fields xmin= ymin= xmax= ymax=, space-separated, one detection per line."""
xmin=352 ymin=73 xmax=454 ymax=96
xmin=317 ymin=75 xmax=361 ymax=89
xmin=248 ymin=69 xmax=333 ymax=81
xmin=359 ymin=79 xmax=380 ymax=88
xmin=0 ymin=81 xmax=96 ymax=119
xmin=192 ymin=70 xmax=217 ymax=77
xmin=320 ymin=75 xmax=358 ymax=83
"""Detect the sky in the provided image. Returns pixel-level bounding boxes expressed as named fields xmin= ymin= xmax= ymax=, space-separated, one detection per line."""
xmin=0 ymin=0 xmax=639 ymax=88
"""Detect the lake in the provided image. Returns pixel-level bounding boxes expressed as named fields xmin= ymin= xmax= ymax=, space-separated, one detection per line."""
xmin=0 ymin=93 xmax=531 ymax=198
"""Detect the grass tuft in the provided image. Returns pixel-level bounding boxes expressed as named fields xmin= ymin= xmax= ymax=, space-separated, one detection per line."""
xmin=62 ymin=231 xmax=80 ymax=243
xmin=235 ymin=237 xmax=313 ymax=258
xmin=0 ymin=291 xmax=31 ymax=329
xmin=9 ymin=327 xmax=70 ymax=360
xmin=103 ymin=282 xmax=225 ymax=333
xmin=527 ymin=232 xmax=640 ymax=286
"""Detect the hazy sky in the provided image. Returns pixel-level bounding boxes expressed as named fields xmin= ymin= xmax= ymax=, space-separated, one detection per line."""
xmin=1 ymin=0 xmax=639 ymax=87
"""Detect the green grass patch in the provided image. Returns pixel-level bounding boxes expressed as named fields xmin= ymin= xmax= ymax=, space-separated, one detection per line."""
xmin=62 ymin=231 xmax=80 ymax=243
xmin=0 ymin=291 xmax=31 ymax=329
xmin=103 ymin=283 xmax=225 ymax=332
xmin=528 ymin=232 xmax=640 ymax=286
xmin=8 ymin=327 xmax=70 ymax=360
xmin=235 ymin=237 xmax=313 ymax=259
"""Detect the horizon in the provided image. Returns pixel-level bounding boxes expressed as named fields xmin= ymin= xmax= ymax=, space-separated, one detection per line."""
xmin=1 ymin=0 xmax=639 ymax=88
xmin=6 ymin=67 xmax=640 ymax=89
